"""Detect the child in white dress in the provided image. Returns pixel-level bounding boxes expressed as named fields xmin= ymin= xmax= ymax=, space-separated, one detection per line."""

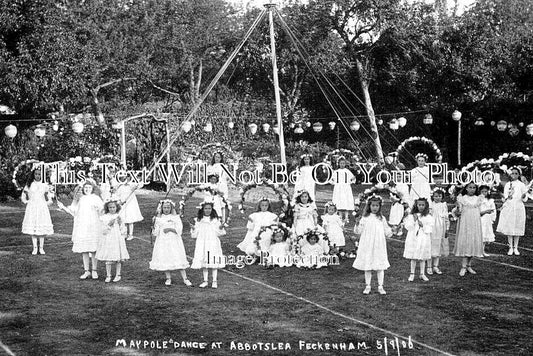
xmin=116 ymin=179 xmax=143 ymax=241
xmin=267 ymin=225 xmax=292 ymax=267
xmin=293 ymin=190 xmax=318 ymax=238
xmin=205 ymin=173 xmax=228 ymax=224
xmin=409 ymin=153 xmax=432 ymax=203
xmin=353 ymin=195 xmax=392 ymax=295
xmin=294 ymin=154 xmax=316 ymax=201
xmin=237 ymin=198 xmax=278 ymax=258
xmin=388 ymin=191 xmax=405 ymax=236
xmin=426 ymin=188 xmax=449 ymax=275
xmin=496 ymin=167 xmax=527 ymax=255
xmin=191 ymin=198 xmax=226 ymax=289
xmin=96 ymin=201 xmax=129 ymax=283
xmin=297 ymin=232 xmax=328 ymax=269
xmin=321 ymin=202 xmax=346 ymax=253
xmin=58 ymin=182 xmax=104 ymax=280
xmin=404 ymin=198 xmax=433 ymax=282
xmin=479 ymin=185 xmax=496 ymax=257
xmin=331 ymin=157 xmax=355 ymax=222
xmin=21 ymin=168 xmax=54 ymax=255
xmin=149 ymin=200 xmax=192 ymax=286
xmin=207 ymin=152 xmax=230 ymax=199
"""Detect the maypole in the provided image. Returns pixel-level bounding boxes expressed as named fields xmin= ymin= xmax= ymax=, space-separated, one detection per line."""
xmin=266 ymin=2 xmax=287 ymax=168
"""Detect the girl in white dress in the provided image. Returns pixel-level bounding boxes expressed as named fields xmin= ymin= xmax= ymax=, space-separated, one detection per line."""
xmin=207 ymin=152 xmax=230 ymax=199
xmin=294 ymin=154 xmax=316 ymax=201
xmin=58 ymin=181 xmax=104 ymax=280
xmin=191 ymin=198 xmax=226 ymax=289
xmin=21 ymin=168 xmax=54 ymax=255
xmin=496 ymin=167 xmax=527 ymax=255
xmin=96 ymin=201 xmax=129 ymax=283
xmin=353 ymin=195 xmax=392 ymax=295
xmin=404 ymin=198 xmax=433 ymax=282
xmin=149 ymin=200 xmax=192 ymax=286
xmin=321 ymin=202 xmax=346 ymax=252
xmin=409 ymin=154 xmax=432 ymax=203
xmin=388 ymin=191 xmax=405 ymax=236
xmin=293 ymin=190 xmax=318 ymax=238
xmin=237 ymin=198 xmax=278 ymax=257
xmin=426 ymin=188 xmax=449 ymax=275
xmin=331 ymin=157 xmax=355 ymax=222
xmin=479 ymin=185 xmax=496 ymax=257
xmin=116 ymin=178 xmax=143 ymax=241
xmin=296 ymin=232 xmax=328 ymax=269
xmin=267 ymin=226 xmax=292 ymax=267
xmin=205 ymin=173 xmax=228 ymax=224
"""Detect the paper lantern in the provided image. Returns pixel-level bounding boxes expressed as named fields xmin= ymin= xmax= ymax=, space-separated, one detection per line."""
xmin=249 ymin=123 xmax=258 ymax=135
xmin=312 ymin=122 xmax=323 ymax=133
xmin=328 ymin=121 xmax=336 ymax=130
xmin=204 ymin=123 xmax=213 ymax=132
xmin=294 ymin=126 xmax=304 ymax=134
xmin=519 ymin=122 xmax=524 ymax=127
xmin=526 ymin=123 xmax=533 ymax=136
xmin=384 ymin=155 xmax=394 ymax=165
xmin=273 ymin=124 xmax=279 ymax=135
xmin=398 ymin=117 xmax=407 ymax=127
xmin=509 ymin=125 xmax=519 ymax=137
xmin=262 ymin=123 xmax=270 ymax=133
xmin=497 ymin=120 xmax=507 ymax=131
xmin=305 ymin=121 xmax=311 ymax=128
xmin=377 ymin=118 xmax=384 ymax=125
xmin=289 ymin=122 xmax=295 ymax=129
xmin=490 ymin=121 xmax=496 ymax=126
xmin=228 ymin=121 xmax=235 ymax=129
xmin=350 ymin=120 xmax=361 ymax=131
xmin=452 ymin=110 xmax=462 ymax=121
xmin=4 ymin=124 xmax=17 ymax=138
xmin=474 ymin=118 xmax=484 ymax=126
xmin=52 ymin=121 xmax=59 ymax=131
xmin=34 ymin=126 xmax=46 ymax=137
xmin=72 ymin=122 xmax=84 ymax=134
xmin=181 ymin=121 xmax=192 ymax=133
xmin=423 ymin=114 xmax=433 ymax=125
xmin=389 ymin=119 xmax=399 ymax=130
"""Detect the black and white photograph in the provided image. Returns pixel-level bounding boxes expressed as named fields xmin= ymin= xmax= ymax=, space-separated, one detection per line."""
xmin=0 ymin=0 xmax=532 ymax=355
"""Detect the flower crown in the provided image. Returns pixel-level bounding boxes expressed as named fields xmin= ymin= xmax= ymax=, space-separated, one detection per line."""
xmin=300 ymin=153 xmax=312 ymax=159
xmin=156 ymin=199 xmax=176 ymax=214
xmin=508 ymin=166 xmax=522 ymax=175
xmin=415 ymin=153 xmax=429 ymax=161
xmin=431 ymin=187 xmax=446 ymax=196
xmin=336 ymin=155 xmax=346 ymax=163
xmin=366 ymin=193 xmax=383 ymax=203
xmin=104 ymin=199 xmax=121 ymax=207
xmin=324 ymin=201 xmax=336 ymax=208
xmin=258 ymin=196 xmax=270 ymax=202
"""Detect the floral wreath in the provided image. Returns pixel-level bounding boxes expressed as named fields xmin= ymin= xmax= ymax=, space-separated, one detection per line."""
xmin=12 ymin=159 xmax=42 ymax=190
xmin=395 ymin=136 xmax=443 ymax=166
xmin=179 ymin=185 xmax=232 ymax=219
xmin=293 ymin=227 xmax=336 ymax=256
xmin=238 ymin=178 xmax=290 ymax=213
xmin=254 ymin=223 xmax=290 ymax=252
xmin=323 ymin=149 xmax=361 ymax=169
xmin=353 ymin=185 xmax=405 ymax=216
xmin=192 ymin=142 xmax=240 ymax=165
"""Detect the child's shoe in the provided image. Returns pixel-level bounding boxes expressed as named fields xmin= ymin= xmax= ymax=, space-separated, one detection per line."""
xmin=377 ymin=286 xmax=386 ymax=295
xmin=183 ymin=279 xmax=193 ymax=287
xmin=113 ymin=275 xmax=121 ymax=282
xmin=105 ymin=276 xmax=112 ymax=283
xmin=514 ymin=248 xmax=520 ymax=256
xmin=466 ymin=266 xmax=476 ymax=275
xmin=126 ymin=235 xmax=134 ymax=241
xmin=32 ymin=247 xmax=38 ymax=255
xmin=212 ymin=281 xmax=218 ymax=289
xmin=80 ymin=271 xmax=91 ymax=280
xmin=39 ymin=248 xmax=45 ymax=255
xmin=363 ymin=285 xmax=371 ymax=294
xmin=408 ymin=273 xmax=415 ymax=282
xmin=433 ymin=267 xmax=442 ymax=275
xmin=426 ymin=267 xmax=433 ymax=275
xmin=459 ymin=268 xmax=467 ymax=276
xmin=199 ymin=281 xmax=208 ymax=288
xmin=507 ymin=247 xmax=513 ymax=255
xmin=419 ymin=274 xmax=429 ymax=282
xmin=91 ymin=271 xmax=98 ymax=280
xmin=165 ymin=278 xmax=172 ymax=286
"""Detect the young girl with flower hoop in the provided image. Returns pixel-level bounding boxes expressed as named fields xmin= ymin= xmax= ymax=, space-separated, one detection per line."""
xmin=294 ymin=154 xmax=316 ymax=201
xmin=409 ymin=153 xmax=432 ymax=203
xmin=237 ymin=197 xmax=278 ymax=258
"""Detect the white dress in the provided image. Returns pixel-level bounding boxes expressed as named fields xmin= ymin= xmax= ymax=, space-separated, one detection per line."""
xmin=96 ymin=214 xmax=129 ymax=262
xmin=116 ymin=183 xmax=143 ymax=224
xmin=497 ymin=181 xmax=527 ymax=236
xmin=204 ymin=183 xmax=225 ymax=218
xmin=21 ymin=182 xmax=54 ymax=235
xmin=191 ymin=217 xmax=226 ymax=269
xmin=321 ymin=214 xmax=345 ymax=248
xmin=296 ymin=243 xmax=328 ymax=268
xmin=480 ymin=198 xmax=496 ymax=243
xmin=293 ymin=202 xmax=317 ymax=236
xmin=430 ymin=202 xmax=449 ymax=257
xmin=237 ymin=211 xmax=278 ymax=255
xmin=149 ymin=214 xmax=189 ymax=271
xmin=409 ymin=166 xmax=432 ymax=203
xmin=331 ymin=168 xmax=355 ymax=210
xmin=207 ymin=163 xmax=230 ymax=199
xmin=403 ymin=213 xmax=433 ymax=260
xmin=388 ymin=199 xmax=404 ymax=226
xmin=352 ymin=214 xmax=391 ymax=271
xmin=268 ymin=242 xmax=292 ymax=267
xmin=70 ymin=194 xmax=104 ymax=253
xmin=294 ymin=166 xmax=316 ymax=201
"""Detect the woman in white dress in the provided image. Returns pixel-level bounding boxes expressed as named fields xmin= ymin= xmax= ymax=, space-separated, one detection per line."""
xmin=409 ymin=154 xmax=432 ymax=203
xmin=21 ymin=168 xmax=54 ymax=255
xmin=496 ymin=167 xmax=528 ymax=255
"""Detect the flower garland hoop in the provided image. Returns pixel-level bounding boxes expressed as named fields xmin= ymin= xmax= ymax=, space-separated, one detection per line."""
xmin=293 ymin=227 xmax=335 ymax=258
xmin=12 ymin=159 xmax=42 ymax=190
xmin=193 ymin=142 xmax=240 ymax=164
xmin=179 ymin=185 xmax=232 ymax=222
xmin=238 ymin=178 xmax=290 ymax=214
xmin=353 ymin=185 xmax=406 ymax=215
xmin=395 ymin=136 xmax=443 ymax=167
xmin=323 ymin=149 xmax=361 ymax=168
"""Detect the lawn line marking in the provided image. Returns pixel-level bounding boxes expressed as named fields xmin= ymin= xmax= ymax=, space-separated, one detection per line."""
xmin=490 ymin=241 xmax=533 ymax=253
xmin=0 ymin=340 xmax=16 ymax=356
xmin=220 ymin=268 xmax=458 ymax=356
xmin=386 ymin=238 xmax=533 ymax=273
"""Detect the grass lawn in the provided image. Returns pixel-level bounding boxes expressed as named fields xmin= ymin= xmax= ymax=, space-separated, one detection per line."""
xmin=1 ymin=186 xmax=532 ymax=356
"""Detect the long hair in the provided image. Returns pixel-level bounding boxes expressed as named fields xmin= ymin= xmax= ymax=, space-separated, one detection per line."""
xmin=104 ymin=200 xmax=121 ymax=214
xmin=271 ymin=225 xmax=288 ymax=243
xmin=197 ymin=202 xmax=219 ymax=221
xmin=295 ymin=191 xmax=314 ymax=204
xmin=256 ymin=198 xmax=272 ymax=212
xmin=25 ymin=168 xmax=41 ymax=188
xmin=362 ymin=196 xmax=383 ymax=219
xmin=155 ymin=200 xmax=176 ymax=217
xmin=460 ymin=183 xmax=478 ymax=196
xmin=211 ymin=152 xmax=224 ymax=165
xmin=411 ymin=198 xmax=430 ymax=216
xmin=299 ymin=155 xmax=314 ymax=167
xmin=479 ymin=185 xmax=492 ymax=199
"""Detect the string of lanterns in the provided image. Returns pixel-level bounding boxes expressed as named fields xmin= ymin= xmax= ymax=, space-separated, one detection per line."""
xmin=3 ymin=113 xmax=89 ymax=139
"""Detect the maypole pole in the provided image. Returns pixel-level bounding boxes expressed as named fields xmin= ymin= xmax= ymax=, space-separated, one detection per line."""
xmin=266 ymin=2 xmax=287 ymax=168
